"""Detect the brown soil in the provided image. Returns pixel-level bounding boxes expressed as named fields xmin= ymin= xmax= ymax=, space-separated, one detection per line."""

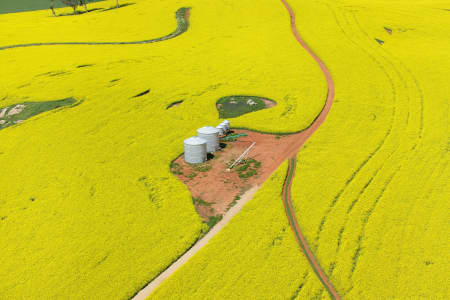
xmin=172 ymin=130 xmax=300 ymax=221
xmin=263 ymin=98 xmax=276 ymax=108
xmin=280 ymin=0 xmax=340 ymax=298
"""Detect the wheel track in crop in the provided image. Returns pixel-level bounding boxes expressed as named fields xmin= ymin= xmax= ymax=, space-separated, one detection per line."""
xmin=344 ymin=9 xmax=428 ymax=293
xmin=301 ymin=2 xmax=428 ymax=295
xmin=0 ymin=7 xmax=190 ymax=51
xmin=313 ymin=2 xmax=398 ymax=251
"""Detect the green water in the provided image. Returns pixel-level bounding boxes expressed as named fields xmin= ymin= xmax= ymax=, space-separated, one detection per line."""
xmin=0 ymin=0 xmax=103 ymax=14
xmin=216 ymin=95 xmax=275 ymax=119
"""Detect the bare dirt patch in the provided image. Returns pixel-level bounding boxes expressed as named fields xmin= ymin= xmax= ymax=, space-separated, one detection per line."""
xmin=171 ymin=129 xmax=301 ymax=221
xmin=262 ymin=98 xmax=276 ymax=108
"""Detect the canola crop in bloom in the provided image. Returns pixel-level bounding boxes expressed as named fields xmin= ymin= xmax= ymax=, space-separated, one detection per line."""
xmin=287 ymin=0 xmax=449 ymax=298
xmin=0 ymin=0 xmax=326 ymax=298
xmin=150 ymin=162 xmax=327 ymax=299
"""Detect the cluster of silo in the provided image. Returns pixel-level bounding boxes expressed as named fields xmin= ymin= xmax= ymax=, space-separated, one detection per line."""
xmin=217 ymin=120 xmax=230 ymax=136
xmin=184 ymin=120 xmax=230 ymax=164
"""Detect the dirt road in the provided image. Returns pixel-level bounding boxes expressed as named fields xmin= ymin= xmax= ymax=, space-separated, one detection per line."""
xmin=279 ymin=0 xmax=340 ymax=299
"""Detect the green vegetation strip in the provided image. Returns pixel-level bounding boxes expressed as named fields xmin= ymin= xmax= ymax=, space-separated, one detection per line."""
xmin=0 ymin=98 xmax=77 ymax=130
xmin=220 ymin=133 xmax=248 ymax=141
xmin=0 ymin=7 xmax=190 ymax=50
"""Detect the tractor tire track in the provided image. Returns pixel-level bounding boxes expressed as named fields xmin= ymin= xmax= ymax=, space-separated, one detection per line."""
xmin=0 ymin=7 xmax=190 ymax=51
xmin=313 ymin=3 xmax=398 ymax=248
xmin=309 ymin=5 xmax=427 ymax=295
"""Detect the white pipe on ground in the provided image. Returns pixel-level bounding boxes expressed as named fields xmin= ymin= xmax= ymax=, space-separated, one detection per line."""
xmin=227 ymin=142 xmax=256 ymax=171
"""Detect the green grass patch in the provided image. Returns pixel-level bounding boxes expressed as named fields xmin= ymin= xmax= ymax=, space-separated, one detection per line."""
xmin=193 ymin=164 xmax=212 ymax=172
xmin=236 ymin=158 xmax=261 ymax=179
xmin=0 ymin=98 xmax=77 ymax=130
xmin=187 ymin=172 xmax=197 ymax=179
xmin=227 ymin=194 xmax=240 ymax=210
xmin=206 ymin=215 xmax=223 ymax=228
xmin=216 ymin=95 xmax=275 ymax=118
xmin=170 ymin=162 xmax=183 ymax=175
xmin=192 ymin=197 xmax=212 ymax=207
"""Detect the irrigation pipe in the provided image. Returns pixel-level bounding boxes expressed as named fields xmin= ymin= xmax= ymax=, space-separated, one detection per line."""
xmin=227 ymin=142 xmax=256 ymax=171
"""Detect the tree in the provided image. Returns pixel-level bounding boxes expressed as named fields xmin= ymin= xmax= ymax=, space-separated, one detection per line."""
xmin=60 ymin=0 xmax=78 ymax=13
xmin=79 ymin=0 xmax=88 ymax=11
xmin=50 ymin=0 xmax=56 ymax=16
xmin=116 ymin=0 xmax=120 ymax=9
xmin=50 ymin=0 xmax=88 ymax=15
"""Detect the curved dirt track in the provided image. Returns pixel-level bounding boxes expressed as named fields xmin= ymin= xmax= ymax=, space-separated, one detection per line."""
xmin=0 ymin=7 xmax=190 ymax=51
xmin=283 ymin=159 xmax=340 ymax=300
xmin=280 ymin=0 xmax=340 ymax=299
xmin=132 ymin=1 xmax=338 ymax=299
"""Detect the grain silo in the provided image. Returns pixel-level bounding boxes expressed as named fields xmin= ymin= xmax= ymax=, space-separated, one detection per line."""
xmin=219 ymin=122 xmax=228 ymax=133
xmin=184 ymin=137 xmax=207 ymax=164
xmin=222 ymin=120 xmax=230 ymax=131
xmin=197 ymin=126 xmax=220 ymax=153
xmin=216 ymin=124 xmax=227 ymax=136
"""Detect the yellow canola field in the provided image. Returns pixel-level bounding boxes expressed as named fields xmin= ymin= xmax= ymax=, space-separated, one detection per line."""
xmin=287 ymin=0 xmax=449 ymax=298
xmin=151 ymin=162 xmax=327 ymax=299
xmin=0 ymin=0 xmax=326 ymax=299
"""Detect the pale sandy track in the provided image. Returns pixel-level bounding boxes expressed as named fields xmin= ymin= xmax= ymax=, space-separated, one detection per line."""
xmin=131 ymin=186 xmax=259 ymax=300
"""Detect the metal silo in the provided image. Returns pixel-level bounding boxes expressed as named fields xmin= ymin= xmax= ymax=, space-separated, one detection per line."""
xmin=222 ymin=120 xmax=230 ymax=131
xmin=219 ymin=122 xmax=228 ymax=133
xmin=217 ymin=124 xmax=227 ymax=136
xmin=184 ymin=137 xmax=207 ymax=164
xmin=197 ymin=126 xmax=220 ymax=153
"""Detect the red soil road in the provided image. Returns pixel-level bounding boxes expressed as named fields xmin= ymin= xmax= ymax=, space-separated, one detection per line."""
xmin=280 ymin=0 xmax=340 ymax=299
xmin=185 ymin=6 xmax=190 ymax=25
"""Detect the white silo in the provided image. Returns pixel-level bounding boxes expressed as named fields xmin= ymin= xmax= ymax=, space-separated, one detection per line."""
xmin=216 ymin=124 xmax=227 ymax=136
xmin=197 ymin=126 xmax=220 ymax=153
xmin=184 ymin=137 xmax=207 ymax=164
xmin=219 ymin=122 xmax=228 ymax=133
xmin=222 ymin=120 xmax=230 ymax=131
